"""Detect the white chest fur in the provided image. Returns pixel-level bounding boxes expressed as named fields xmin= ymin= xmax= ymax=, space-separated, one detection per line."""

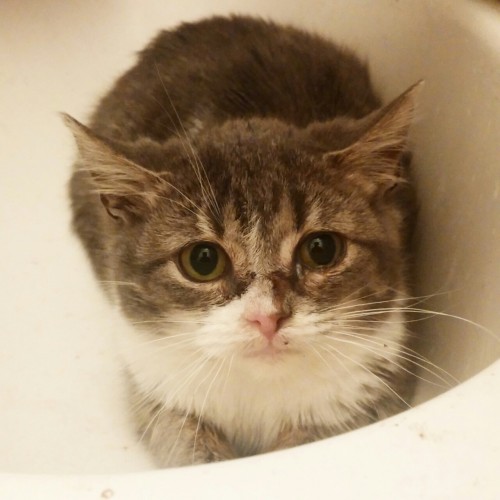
xmin=118 ymin=307 xmax=406 ymax=454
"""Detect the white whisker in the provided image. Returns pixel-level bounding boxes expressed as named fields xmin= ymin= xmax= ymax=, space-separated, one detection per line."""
xmin=131 ymin=319 xmax=210 ymax=326
xmin=98 ymin=280 xmax=143 ymax=289
xmin=317 ymin=343 xmax=412 ymax=409
xmin=323 ymin=335 xmax=452 ymax=389
xmin=340 ymin=307 xmax=498 ymax=342
xmin=221 ymin=354 xmax=235 ymax=395
xmin=138 ymin=351 xmax=210 ymax=443
xmin=192 ymin=358 xmax=226 ymax=462
xmin=333 ymin=330 xmax=460 ymax=384
xmin=153 ymin=63 xmax=222 ymax=224
xmin=166 ymin=405 xmax=192 ymax=465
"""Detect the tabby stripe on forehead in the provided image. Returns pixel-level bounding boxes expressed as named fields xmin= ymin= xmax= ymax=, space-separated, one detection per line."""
xmin=270 ymin=181 xmax=282 ymax=219
xmin=231 ymin=185 xmax=249 ymax=227
xmin=208 ymin=211 xmax=225 ymax=239
xmin=254 ymin=180 xmax=284 ymax=226
xmin=289 ymin=187 xmax=307 ymax=230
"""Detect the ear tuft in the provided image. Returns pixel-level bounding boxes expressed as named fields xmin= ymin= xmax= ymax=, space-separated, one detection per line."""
xmin=63 ymin=113 xmax=165 ymax=222
xmin=326 ymin=81 xmax=423 ymax=195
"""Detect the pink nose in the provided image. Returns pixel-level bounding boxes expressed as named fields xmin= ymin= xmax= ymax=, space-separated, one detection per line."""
xmin=245 ymin=312 xmax=287 ymax=340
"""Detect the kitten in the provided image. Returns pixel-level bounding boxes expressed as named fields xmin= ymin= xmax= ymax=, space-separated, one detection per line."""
xmin=65 ymin=16 xmax=420 ymax=467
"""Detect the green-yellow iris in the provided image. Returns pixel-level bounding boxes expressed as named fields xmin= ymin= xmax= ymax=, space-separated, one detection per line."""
xmin=298 ymin=232 xmax=344 ymax=269
xmin=180 ymin=242 xmax=227 ymax=282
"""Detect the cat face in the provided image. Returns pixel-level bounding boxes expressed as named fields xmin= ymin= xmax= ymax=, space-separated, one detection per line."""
xmin=65 ymin=83 xmax=418 ymax=391
xmin=105 ymin=123 xmax=404 ymax=364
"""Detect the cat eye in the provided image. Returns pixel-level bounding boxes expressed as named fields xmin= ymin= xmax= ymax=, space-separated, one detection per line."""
xmin=179 ymin=242 xmax=228 ymax=282
xmin=298 ymin=232 xmax=345 ymax=269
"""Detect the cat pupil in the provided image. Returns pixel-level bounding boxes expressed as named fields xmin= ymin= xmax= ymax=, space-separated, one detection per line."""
xmin=309 ymin=235 xmax=335 ymax=265
xmin=190 ymin=245 xmax=218 ymax=275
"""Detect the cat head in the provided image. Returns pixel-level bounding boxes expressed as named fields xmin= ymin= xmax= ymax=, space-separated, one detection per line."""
xmin=65 ymin=83 xmax=420 ymax=374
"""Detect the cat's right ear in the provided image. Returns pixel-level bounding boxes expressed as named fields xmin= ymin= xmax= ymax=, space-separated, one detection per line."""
xmin=63 ymin=114 xmax=165 ymax=223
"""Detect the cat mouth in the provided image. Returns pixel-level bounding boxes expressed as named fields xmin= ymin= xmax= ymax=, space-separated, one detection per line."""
xmin=244 ymin=341 xmax=291 ymax=359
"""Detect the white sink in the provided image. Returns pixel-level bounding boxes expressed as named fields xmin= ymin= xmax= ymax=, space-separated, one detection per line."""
xmin=0 ymin=0 xmax=498 ymax=498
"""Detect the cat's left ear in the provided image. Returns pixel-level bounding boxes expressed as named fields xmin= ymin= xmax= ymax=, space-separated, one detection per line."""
xmin=326 ymin=81 xmax=423 ymax=196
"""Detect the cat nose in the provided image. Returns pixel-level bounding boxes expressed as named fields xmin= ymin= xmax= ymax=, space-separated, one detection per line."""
xmin=245 ymin=312 xmax=288 ymax=340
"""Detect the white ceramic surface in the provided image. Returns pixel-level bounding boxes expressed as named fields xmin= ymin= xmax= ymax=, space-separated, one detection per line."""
xmin=0 ymin=0 xmax=499 ymax=498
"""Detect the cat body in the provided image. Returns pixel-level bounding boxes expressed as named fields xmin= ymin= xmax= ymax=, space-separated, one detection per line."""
xmin=67 ymin=16 xmax=419 ymax=466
